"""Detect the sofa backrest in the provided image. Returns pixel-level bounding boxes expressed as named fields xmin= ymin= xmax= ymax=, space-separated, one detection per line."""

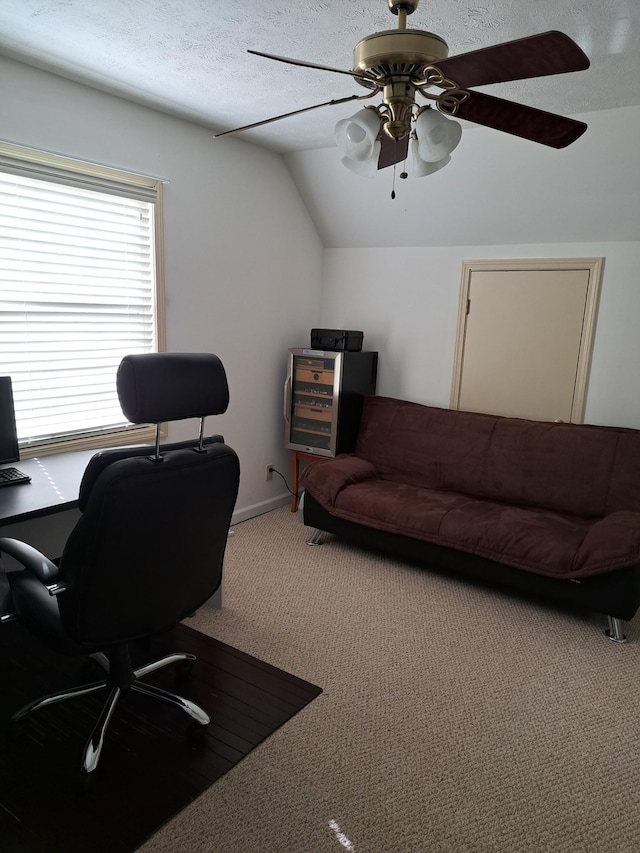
xmin=354 ymin=396 xmax=640 ymax=518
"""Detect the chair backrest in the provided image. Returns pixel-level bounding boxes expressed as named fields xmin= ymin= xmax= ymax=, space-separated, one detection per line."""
xmin=56 ymin=353 xmax=240 ymax=648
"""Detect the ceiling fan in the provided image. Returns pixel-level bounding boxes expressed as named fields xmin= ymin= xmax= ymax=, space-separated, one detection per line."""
xmin=214 ymin=0 xmax=590 ymax=178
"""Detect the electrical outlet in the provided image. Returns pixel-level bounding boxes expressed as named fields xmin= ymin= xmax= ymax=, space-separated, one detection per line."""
xmin=265 ymin=464 xmax=273 ymax=481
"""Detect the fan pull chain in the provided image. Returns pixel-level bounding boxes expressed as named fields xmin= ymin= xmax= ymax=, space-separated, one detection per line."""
xmin=391 ymin=155 xmax=409 ymax=200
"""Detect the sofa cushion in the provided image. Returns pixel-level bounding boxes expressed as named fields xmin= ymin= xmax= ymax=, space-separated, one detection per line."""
xmin=605 ymin=431 xmax=640 ymax=514
xmin=354 ymin=396 xmax=640 ymax=518
xmin=330 ymin=480 xmax=640 ymax=579
xmin=301 ymin=397 xmax=640 ymax=580
xmin=355 ymin=396 xmax=495 ymax=497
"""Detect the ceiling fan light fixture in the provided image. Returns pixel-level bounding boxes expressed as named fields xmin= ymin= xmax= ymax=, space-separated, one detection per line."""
xmin=340 ymin=141 xmax=382 ymax=177
xmin=410 ymin=138 xmax=451 ymax=176
xmin=335 ymin=108 xmax=381 ymax=161
xmin=229 ymin=6 xmax=590 ymax=189
xmin=415 ymin=107 xmax=462 ymax=162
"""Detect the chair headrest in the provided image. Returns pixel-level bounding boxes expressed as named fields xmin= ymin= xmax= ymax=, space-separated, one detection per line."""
xmin=117 ymin=353 xmax=229 ymax=424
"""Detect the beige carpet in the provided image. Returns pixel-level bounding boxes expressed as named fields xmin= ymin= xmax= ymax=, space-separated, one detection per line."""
xmin=141 ymin=506 xmax=640 ymax=853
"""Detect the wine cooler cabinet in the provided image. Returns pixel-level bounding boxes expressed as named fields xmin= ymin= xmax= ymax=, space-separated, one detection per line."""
xmin=284 ymin=348 xmax=378 ymax=457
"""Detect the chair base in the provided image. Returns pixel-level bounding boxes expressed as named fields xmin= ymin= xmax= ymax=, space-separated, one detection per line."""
xmin=11 ymin=649 xmax=209 ymax=776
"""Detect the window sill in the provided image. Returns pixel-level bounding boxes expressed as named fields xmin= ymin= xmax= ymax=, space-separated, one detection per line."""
xmin=19 ymin=424 xmax=167 ymax=459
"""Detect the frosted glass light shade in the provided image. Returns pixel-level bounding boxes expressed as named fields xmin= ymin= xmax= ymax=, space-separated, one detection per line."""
xmin=340 ymin=140 xmax=382 ymax=177
xmin=335 ymin=109 xmax=381 ymax=162
xmin=415 ymin=109 xmax=462 ymax=162
xmin=411 ymin=138 xmax=451 ymax=177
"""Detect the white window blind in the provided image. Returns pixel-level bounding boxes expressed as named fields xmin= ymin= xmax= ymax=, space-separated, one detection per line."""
xmin=0 ymin=143 xmax=164 ymax=454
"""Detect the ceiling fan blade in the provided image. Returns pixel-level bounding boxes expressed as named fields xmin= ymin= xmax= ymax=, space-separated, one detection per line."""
xmin=453 ymin=91 xmax=587 ymax=148
xmin=436 ymin=31 xmax=589 ymax=89
xmin=377 ymin=134 xmax=409 ymax=170
xmin=247 ymin=50 xmax=378 ymax=85
xmin=213 ymin=94 xmax=363 ymax=138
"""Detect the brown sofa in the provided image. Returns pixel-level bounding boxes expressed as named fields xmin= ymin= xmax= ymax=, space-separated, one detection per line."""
xmin=300 ymin=396 xmax=640 ymax=641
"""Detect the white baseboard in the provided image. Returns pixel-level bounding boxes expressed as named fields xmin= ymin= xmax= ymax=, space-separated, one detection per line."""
xmin=231 ymin=493 xmax=290 ymax=524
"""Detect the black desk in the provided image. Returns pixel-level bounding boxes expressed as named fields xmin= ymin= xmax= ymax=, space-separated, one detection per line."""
xmin=0 ymin=450 xmax=96 ymax=526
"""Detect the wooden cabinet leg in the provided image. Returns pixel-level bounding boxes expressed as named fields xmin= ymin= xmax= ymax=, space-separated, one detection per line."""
xmin=291 ymin=452 xmax=299 ymax=512
xmin=290 ymin=451 xmax=320 ymax=513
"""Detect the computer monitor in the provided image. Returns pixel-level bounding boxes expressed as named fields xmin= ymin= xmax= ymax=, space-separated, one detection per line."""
xmin=0 ymin=376 xmax=20 ymax=464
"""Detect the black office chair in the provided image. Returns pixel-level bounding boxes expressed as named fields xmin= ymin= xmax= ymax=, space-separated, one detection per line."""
xmin=0 ymin=352 xmax=240 ymax=777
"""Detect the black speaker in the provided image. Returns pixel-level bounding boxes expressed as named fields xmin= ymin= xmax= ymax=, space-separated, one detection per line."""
xmin=310 ymin=329 xmax=363 ymax=352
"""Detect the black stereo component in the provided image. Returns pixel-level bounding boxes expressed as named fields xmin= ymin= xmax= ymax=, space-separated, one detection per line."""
xmin=310 ymin=329 xmax=364 ymax=352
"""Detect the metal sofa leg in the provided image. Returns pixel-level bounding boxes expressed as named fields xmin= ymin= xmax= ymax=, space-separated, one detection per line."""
xmin=306 ymin=529 xmax=325 ymax=546
xmin=605 ymin=616 xmax=627 ymax=643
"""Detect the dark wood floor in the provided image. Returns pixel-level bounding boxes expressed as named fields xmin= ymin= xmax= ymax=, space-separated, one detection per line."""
xmin=0 ymin=620 xmax=321 ymax=853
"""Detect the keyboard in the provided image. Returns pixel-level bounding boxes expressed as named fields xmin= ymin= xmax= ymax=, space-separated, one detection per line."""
xmin=0 ymin=467 xmax=31 ymax=487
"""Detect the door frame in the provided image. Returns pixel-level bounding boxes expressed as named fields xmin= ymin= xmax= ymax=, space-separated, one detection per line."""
xmin=449 ymin=257 xmax=604 ymax=423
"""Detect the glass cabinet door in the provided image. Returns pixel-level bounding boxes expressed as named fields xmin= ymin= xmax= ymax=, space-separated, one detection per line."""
xmin=289 ymin=352 xmax=338 ymax=453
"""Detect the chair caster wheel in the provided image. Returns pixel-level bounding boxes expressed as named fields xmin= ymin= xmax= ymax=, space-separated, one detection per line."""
xmin=186 ymin=721 xmax=208 ymax=744
xmin=175 ymin=659 xmax=194 ymax=684
xmin=76 ymin=770 xmax=98 ymax=793
xmin=8 ymin=717 xmax=29 ymax=742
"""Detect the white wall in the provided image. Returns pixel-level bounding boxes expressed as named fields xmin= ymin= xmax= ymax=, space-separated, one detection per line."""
xmin=284 ymin=104 xmax=640 ymax=432
xmin=286 ymin=105 xmax=640 ymax=249
xmin=0 ymin=55 xmax=324 ymax=551
xmin=321 ymin=241 xmax=640 ymax=429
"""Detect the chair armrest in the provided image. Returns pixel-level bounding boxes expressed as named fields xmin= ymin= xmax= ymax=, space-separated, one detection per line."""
xmin=0 ymin=571 xmax=13 ymax=621
xmin=0 ymin=537 xmax=60 ymax=583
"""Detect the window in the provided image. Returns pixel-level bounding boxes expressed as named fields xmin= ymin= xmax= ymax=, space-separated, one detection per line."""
xmin=0 ymin=142 xmax=165 ymax=456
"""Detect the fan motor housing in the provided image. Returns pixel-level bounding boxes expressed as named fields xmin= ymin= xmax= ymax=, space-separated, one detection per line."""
xmin=353 ymin=29 xmax=449 ymax=86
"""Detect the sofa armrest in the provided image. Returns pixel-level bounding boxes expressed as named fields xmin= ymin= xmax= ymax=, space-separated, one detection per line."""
xmin=300 ymin=455 xmax=378 ymax=506
xmin=573 ymin=511 xmax=640 ymax=576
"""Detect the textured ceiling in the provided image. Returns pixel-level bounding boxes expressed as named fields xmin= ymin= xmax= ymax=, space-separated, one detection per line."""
xmin=0 ymin=0 xmax=638 ymax=154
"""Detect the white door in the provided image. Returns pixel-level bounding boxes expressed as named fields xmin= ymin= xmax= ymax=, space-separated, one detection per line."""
xmin=450 ymin=259 xmax=602 ymax=423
